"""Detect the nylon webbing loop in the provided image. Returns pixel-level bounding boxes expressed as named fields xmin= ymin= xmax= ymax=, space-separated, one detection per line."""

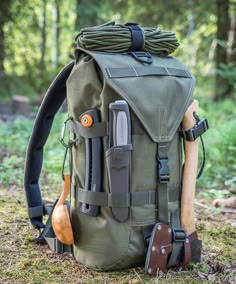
xmin=28 ymin=204 xmax=53 ymax=219
xmin=125 ymin=23 xmax=144 ymax=51
xmin=68 ymin=120 xmax=107 ymax=138
xmin=77 ymin=188 xmax=157 ymax=207
xmin=167 ymin=210 xmax=188 ymax=267
xmin=106 ymin=66 xmax=192 ymax=79
xmin=67 ymin=119 xmax=147 ymax=138
xmin=28 ymin=205 xmax=44 ymax=219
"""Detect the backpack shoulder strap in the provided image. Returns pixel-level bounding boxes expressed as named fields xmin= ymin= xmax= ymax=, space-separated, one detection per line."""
xmin=24 ymin=61 xmax=74 ymax=229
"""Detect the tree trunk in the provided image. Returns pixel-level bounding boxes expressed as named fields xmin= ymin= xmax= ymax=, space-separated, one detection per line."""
xmin=75 ymin=0 xmax=102 ymax=31
xmin=214 ymin=0 xmax=230 ymax=100
xmin=0 ymin=0 xmax=11 ymax=74
xmin=228 ymin=4 xmax=236 ymax=95
xmin=229 ymin=17 xmax=236 ymax=62
xmin=40 ymin=0 xmax=47 ymax=73
xmin=0 ymin=23 xmax=5 ymax=73
xmin=52 ymin=0 xmax=60 ymax=68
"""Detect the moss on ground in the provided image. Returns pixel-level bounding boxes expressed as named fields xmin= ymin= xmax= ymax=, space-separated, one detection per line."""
xmin=0 ymin=187 xmax=235 ymax=284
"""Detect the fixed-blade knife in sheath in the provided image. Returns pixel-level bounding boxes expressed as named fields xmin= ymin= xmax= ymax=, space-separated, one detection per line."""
xmin=108 ymin=100 xmax=131 ymax=222
xmin=79 ymin=109 xmax=102 ymax=217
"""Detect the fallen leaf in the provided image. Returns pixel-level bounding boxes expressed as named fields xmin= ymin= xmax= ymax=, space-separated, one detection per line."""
xmin=197 ymin=271 xmax=207 ymax=279
xmin=208 ymin=261 xmax=223 ymax=274
xmin=198 ymin=199 xmax=209 ymax=205
xmin=208 ymin=273 xmax=216 ymax=281
xmin=21 ymin=264 xmax=26 ymax=270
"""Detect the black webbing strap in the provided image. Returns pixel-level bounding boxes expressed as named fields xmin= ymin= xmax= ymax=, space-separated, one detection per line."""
xmin=156 ymin=143 xmax=188 ymax=268
xmin=125 ymin=23 xmax=144 ymax=51
xmin=157 ymin=143 xmax=170 ymax=224
xmin=24 ymin=61 xmax=74 ymax=229
xmin=167 ymin=209 xmax=186 ymax=267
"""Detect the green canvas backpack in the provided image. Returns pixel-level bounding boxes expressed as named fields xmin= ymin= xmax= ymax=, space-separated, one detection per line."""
xmin=24 ymin=22 xmax=208 ymax=275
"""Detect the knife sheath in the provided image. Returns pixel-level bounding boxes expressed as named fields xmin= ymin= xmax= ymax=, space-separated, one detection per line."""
xmin=80 ymin=109 xmax=102 ymax=217
xmin=106 ymin=144 xmax=132 ymax=222
xmin=107 ymin=101 xmax=132 ymax=222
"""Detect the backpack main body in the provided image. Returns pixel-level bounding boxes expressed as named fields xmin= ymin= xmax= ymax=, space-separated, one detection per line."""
xmin=66 ymin=49 xmax=195 ymax=271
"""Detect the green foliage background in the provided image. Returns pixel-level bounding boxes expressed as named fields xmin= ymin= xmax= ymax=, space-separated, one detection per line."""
xmin=1 ymin=0 xmax=235 ymax=96
xmin=0 ymin=0 xmax=235 ymax=199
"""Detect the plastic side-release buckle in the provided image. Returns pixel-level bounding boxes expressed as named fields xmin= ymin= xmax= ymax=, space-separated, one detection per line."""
xmin=181 ymin=117 xmax=209 ymax=141
xmin=157 ymin=158 xmax=170 ymax=184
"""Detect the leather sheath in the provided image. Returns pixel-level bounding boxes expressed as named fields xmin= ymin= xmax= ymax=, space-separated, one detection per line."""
xmin=145 ymin=223 xmax=172 ymax=275
xmin=145 ymin=226 xmax=201 ymax=274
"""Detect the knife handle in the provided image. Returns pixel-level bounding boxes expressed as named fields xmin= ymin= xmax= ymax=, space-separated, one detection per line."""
xmin=108 ymin=101 xmax=131 ymax=147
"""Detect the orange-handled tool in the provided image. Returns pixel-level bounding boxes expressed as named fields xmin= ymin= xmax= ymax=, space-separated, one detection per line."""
xmin=81 ymin=113 xmax=93 ymax=128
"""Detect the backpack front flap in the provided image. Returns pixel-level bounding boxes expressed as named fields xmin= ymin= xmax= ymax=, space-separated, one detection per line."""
xmin=89 ymin=50 xmax=195 ymax=143
xmin=66 ymin=49 xmax=195 ymax=271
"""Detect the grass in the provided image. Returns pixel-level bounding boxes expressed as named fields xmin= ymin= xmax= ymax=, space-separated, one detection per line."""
xmin=0 ymin=189 xmax=235 ymax=283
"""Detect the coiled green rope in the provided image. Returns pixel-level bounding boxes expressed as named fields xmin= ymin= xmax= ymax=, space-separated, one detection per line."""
xmin=75 ymin=21 xmax=179 ymax=55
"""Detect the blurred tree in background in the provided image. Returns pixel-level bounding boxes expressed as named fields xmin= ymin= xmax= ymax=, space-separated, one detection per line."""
xmin=0 ymin=0 xmax=14 ymax=73
xmin=0 ymin=0 xmax=235 ymax=100
xmin=215 ymin=0 xmax=236 ymax=100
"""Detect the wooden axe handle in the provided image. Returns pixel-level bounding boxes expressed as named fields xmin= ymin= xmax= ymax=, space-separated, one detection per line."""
xmin=181 ymin=100 xmax=199 ymax=236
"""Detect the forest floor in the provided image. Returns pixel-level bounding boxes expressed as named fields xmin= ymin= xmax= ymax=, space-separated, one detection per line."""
xmin=0 ymin=185 xmax=235 ymax=284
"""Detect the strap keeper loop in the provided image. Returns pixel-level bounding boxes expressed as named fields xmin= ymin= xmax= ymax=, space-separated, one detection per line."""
xmin=125 ymin=22 xmax=145 ymax=51
xmin=181 ymin=117 xmax=209 ymax=141
xmin=172 ymin=228 xmax=186 ymax=243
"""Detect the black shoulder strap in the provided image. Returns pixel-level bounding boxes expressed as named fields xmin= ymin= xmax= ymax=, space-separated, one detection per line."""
xmin=24 ymin=61 xmax=74 ymax=229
